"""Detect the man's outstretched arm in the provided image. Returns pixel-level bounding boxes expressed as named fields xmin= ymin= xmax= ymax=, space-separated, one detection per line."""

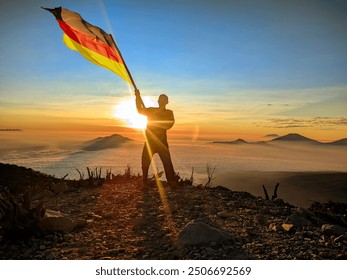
xmin=135 ymin=89 xmax=146 ymax=114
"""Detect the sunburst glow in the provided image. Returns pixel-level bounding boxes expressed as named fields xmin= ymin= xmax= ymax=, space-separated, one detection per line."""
xmin=113 ymin=97 xmax=154 ymax=129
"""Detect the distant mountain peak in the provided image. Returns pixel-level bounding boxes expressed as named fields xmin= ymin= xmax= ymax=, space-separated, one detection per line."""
xmin=234 ymin=138 xmax=248 ymax=144
xmin=212 ymin=138 xmax=248 ymax=145
xmin=271 ymin=133 xmax=320 ymax=143
xmin=213 ymin=133 xmax=347 ymax=146
xmin=81 ymin=134 xmax=133 ymax=151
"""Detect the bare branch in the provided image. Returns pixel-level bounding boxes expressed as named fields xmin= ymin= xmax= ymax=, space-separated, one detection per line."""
xmin=262 ymin=185 xmax=269 ymax=200
xmin=204 ymin=163 xmax=216 ymax=188
xmin=272 ymin=182 xmax=279 ymax=200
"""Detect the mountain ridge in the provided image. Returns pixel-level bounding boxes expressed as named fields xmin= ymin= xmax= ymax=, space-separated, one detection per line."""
xmin=81 ymin=134 xmax=133 ymax=151
xmin=213 ymin=133 xmax=347 ymax=146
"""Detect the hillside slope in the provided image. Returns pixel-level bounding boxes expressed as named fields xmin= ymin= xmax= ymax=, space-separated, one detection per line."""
xmin=0 ymin=163 xmax=346 ymax=260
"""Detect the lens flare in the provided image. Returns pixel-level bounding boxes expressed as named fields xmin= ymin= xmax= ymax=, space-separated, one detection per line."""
xmin=113 ymin=98 xmax=146 ymax=129
xmin=113 ymin=97 xmax=156 ymax=130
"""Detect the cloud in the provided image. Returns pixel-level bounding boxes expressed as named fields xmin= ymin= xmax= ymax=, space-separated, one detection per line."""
xmin=276 ymin=87 xmax=347 ymax=117
xmin=0 ymin=128 xmax=22 ymax=131
xmin=258 ymin=117 xmax=347 ymax=129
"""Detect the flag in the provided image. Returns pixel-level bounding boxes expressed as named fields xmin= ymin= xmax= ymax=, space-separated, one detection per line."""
xmin=43 ymin=7 xmax=133 ymax=85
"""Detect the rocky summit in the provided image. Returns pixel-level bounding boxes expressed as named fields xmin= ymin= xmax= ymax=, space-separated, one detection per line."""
xmin=0 ymin=163 xmax=346 ymax=260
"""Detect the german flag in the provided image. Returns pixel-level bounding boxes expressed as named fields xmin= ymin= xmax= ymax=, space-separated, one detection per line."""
xmin=43 ymin=7 xmax=133 ymax=85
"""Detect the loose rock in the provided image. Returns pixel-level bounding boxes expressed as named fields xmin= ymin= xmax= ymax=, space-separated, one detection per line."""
xmin=176 ymin=221 xmax=235 ymax=247
xmin=321 ymin=224 xmax=346 ymax=237
xmin=285 ymin=214 xmax=311 ymax=226
xmin=41 ymin=209 xmax=87 ymax=233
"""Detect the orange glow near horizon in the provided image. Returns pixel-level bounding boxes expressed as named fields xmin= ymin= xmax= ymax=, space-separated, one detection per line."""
xmin=1 ymin=99 xmax=347 ymax=144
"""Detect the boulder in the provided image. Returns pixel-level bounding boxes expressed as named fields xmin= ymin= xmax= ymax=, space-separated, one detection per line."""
xmin=321 ymin=224 xmax=346 ymax=237
xmin=176 ymin=221 xmax=234 ymax=247
xmin=32 ymin=190 xmax=55 ymax=200
xmin=297 ymin=207 xmax=323 ymax=225
xmin=50 ymin=182 xmax=70 ymax=194
xmin=285 ymin=214 xmax=311 ymax=226
xmin=41 ymin=209 xmax=87 ymax=233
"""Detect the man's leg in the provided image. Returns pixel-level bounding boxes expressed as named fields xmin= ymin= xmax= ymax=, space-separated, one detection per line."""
xmin=141 ymin=143 xmax=152 ymax=186
xmin=158 ymin=146 xmax=176 ymax=184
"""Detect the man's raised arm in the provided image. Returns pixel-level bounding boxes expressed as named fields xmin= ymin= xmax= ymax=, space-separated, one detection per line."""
xmin=135 ymin=89 xmax=146 ymax=114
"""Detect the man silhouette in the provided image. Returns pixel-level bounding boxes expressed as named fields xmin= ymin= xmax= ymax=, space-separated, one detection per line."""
xmin=135 ymin=89 xmax=177 ymax=187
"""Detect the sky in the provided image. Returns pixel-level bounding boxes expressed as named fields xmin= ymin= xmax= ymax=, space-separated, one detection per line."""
xmin=1 ymin=0 xmax=347 ymax=144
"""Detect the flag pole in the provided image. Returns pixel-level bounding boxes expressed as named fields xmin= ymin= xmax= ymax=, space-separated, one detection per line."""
xmin=109 ymin=34 xmax=146 ymax=108
xmin=109 ymin=34 xmax=137 ymax=91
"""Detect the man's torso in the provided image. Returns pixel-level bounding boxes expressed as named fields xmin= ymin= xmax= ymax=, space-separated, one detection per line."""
xmin=144 ymin=107 xmax=174 ymax=146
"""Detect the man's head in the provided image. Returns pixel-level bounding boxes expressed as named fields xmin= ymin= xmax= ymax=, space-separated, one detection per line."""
xmin=158 ymin=94 xmax=169 ymax=107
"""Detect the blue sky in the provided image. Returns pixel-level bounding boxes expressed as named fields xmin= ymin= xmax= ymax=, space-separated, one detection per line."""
xmin=0 ymin=0 xmax=346 ymax=141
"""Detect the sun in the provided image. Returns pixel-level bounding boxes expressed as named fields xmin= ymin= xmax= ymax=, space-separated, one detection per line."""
xmin=113 ymin=97 xmax=148 ymax=129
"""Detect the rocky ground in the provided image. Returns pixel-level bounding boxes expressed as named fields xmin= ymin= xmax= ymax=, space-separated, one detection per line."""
xmin=0 ymin=163 xmax=346 ymax=260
